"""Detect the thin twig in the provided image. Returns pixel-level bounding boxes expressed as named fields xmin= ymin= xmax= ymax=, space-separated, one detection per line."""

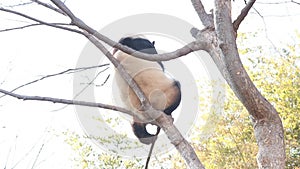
xmin=233 ymin=0 xmax=256 ymax=31
xmin=291 ymin=0 xmax=300 ymax=5
xmin=0 ymin=7 xmax=82 ymax=34
xmin=74 ymin=67 xmax=110 ymax=99
xmin=96 ymin=74 xmax=110 ymax=87
xmin=0 ymin=64 xmax=109 ymax=99
xmin=50 ymin=67 xmax=110 ymax=112
xmin=3 ymin=2 xmax=33 ymax=8
xmin=145 ymin=127 xmax=160 ymax=169
xmin=30 ymin=143 xmax=45 ymax=169
xmin=252 ymin=6 xmax=283 ymax=57
xmin=0 ymin=23 xmax=73 ymax=32
xmin=256 ymin=1 xmax=290 ymax=4
xmin=31 ymin=0 xmax=66 ymax=16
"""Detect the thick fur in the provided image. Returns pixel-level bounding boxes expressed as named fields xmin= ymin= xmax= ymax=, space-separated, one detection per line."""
xmin=114 ymin=37 xmax=181 ymax=144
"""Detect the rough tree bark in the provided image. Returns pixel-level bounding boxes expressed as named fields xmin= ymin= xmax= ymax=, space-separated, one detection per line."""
xmin=191 ymin=0 xmax=285 ymax=168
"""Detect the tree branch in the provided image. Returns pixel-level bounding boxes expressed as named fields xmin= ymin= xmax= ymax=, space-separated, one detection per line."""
xmin=213 ymin=0 xmax=285 ymax=167
xmin=49 ymin=0 xmax=210 ymax=62
xmin=3 ymin=1 xmax=33 ymax=8
xmin=0 ymin=88 xmax=135 ymax=117
xmin=115 ymin=40 xmax=210 ymax=61
xmin=74 ymin=66 xmax=110 ymax=99
xmin=291 ymin=0 xmax=300 ymax=5
xmin=31 ymin=0 xmax=66 ymax=16
xmin=191 ymin=0 xmax=214 ymax=28
xmin=0 ymin=64 xmax=109 ymax=99
xmin=233 ymin=0 xmax=256 ymax=31
xmin=0 ymin=7 xmax=82 ymax=34
xmin=0 ymin=23 xmax=72 ymax=32
xmin=214 ymin=0 xmax=272 ymax=119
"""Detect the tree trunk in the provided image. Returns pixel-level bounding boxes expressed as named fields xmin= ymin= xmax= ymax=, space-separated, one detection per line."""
xmin=192 ymin=0 xmax=286 ymax=168
xmin=212 ymin=0 xmax=286 ymax=168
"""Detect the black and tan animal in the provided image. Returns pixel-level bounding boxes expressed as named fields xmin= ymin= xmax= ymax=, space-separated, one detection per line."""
xmin=113 ymin=36 xmax=181 ymax=144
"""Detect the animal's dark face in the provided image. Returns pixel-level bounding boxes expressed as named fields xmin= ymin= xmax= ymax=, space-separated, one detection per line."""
xmin=119 ymin=37 xmax=157 ymax=54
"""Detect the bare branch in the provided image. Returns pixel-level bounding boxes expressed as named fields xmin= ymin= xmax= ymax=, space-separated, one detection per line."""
xmin=252 ymin=6 xmax=284 ymax=57
xmin=291 ymin=0 xmax=300 ymax=5
xmin=256 ymin=0 xmax=300 ymax=5
xmin=233 ymin=0 xmax=256 ymax=31
xmin=97 ymin=74 xmax=110 ymax=87
xmin=50 ymin=0 xmax=77 ymax=19
xmin=191 ymin=0 xmax=214 ymax=28
xmin=0 ymin=7 xmax=82 ymax=34
xmin=3 ymin=1 xmax=33 ymax=8
xmin=0 ymin=88 xmax=134 ymax=117
xmin=0 ymin=23 xmax=41 ymax=32
xmin=0 ymin=64 xmax=109 ymax=99
xmin=31 ymin=143 xmax=45 ymax=169
xmin=114 ymin=40 xmax=210 ymax=61
xmin=74 ymin=66 xmax=110 ymax=99
xmin=10 ymin=130 xmax=49 ymax=169
xmin=31 ymin=0 xmax=66 ymax=16
xmin=50 ymin=0 xmax=210 ymax=62
xmin=0 ymin=23 xmax=71 ymax=32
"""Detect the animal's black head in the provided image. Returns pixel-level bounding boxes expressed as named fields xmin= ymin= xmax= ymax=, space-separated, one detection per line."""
xmin=119 ymin=37 xmax=158 ymax=54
